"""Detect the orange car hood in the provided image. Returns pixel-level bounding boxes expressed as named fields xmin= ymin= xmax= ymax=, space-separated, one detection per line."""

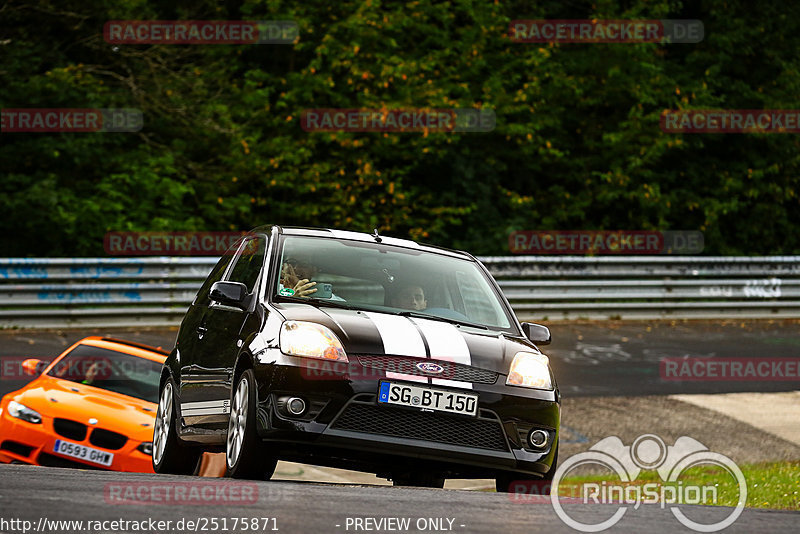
xmin=15 ymin=377 xmax=157 ymax=443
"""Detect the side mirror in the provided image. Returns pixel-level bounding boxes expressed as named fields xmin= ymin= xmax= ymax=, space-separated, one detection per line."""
xmin=210 ymin=281 xmax=248 ymax=308
xmin=521 ymin=322 xmax=551 ymax=345
xmin=21 ymin=358 xmax=45 ymax=376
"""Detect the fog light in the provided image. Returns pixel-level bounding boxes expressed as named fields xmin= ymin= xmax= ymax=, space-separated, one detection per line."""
xmin=287 ymin=397 xmax=306 ymax=416
xmin=528 ymin=429 xmax=549 ymax=449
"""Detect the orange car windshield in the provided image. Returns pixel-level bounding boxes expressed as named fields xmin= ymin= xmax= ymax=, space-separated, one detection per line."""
xmin=47 ymin=345 xmax=162 ymax=403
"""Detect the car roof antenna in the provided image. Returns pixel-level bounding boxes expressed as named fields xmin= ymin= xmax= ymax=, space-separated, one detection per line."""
xmin=371 ymin=228 xmax=382 ymax=243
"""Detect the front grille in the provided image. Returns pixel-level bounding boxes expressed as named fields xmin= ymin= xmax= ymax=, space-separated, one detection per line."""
xmin=37 ymin=452 xmax=104 ymax=470
xmin=89 ymin=428 xmax=128 ymax=450
xmin=356 ymin=355 xmax=498 ymax=384
xmin=330 ymin=402 xmax=509 ymax=451
xmin=53 ymin=418 xmax=87 ymax=441
xmin=1 ymin=440 xmax=35 ymax=457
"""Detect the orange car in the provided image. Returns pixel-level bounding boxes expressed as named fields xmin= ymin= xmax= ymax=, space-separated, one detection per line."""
xmin=0 ymin=337 xmax=166 ymax=472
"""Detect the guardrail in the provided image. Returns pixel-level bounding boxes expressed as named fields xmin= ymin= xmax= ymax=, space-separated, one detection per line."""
xmin=0 ymin=258 xmax=215 ymax=329
xmin=485 ymin=256 xmax=800 ymax=320
xmin=1 ymin=256 xmax=799 ymax=328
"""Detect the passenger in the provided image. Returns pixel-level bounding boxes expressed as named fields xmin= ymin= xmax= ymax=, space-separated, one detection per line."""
xmin=392 ymin=285 xmax=427 ymax=311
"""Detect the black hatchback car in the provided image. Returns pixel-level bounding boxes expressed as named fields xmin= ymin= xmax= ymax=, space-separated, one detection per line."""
xmin=153 ymin=226 xmax=560 ymax=491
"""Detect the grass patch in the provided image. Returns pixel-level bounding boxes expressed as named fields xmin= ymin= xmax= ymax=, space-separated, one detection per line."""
xmin=557 ymin=460 xmax=800 ymax=511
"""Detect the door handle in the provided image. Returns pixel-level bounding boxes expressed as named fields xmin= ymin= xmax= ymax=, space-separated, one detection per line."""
xmin=196 ymin=326 xmax=207 ymax=339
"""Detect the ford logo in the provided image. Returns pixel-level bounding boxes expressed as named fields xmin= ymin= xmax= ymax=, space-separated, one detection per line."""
xmin=416 ymin=362 xmax=444 ymax=374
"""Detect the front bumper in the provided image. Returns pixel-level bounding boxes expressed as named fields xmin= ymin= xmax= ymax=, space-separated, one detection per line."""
xmin=253 ymin=356 xmax=560 ymax=478
xmin=0 ymin=411 xmax=154 ymax=473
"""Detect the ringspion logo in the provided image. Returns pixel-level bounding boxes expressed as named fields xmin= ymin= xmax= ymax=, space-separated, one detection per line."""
xmin=549 ymin=435 xmax=746 ymax=532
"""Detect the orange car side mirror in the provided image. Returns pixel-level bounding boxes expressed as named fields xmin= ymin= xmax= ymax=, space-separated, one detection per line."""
xmin=21 ymin=359 xmax=45 ymax=376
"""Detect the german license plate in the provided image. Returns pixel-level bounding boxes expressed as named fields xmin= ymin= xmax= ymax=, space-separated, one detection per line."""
xmin=53 ymin=439 xmax=114 ymax=467
xmin=378 ymin=381 xmax=478 ymax=417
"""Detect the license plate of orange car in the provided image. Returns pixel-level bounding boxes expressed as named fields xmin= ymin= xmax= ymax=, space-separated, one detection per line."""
xmin=53 ymin=439 xmax=114 ymax=466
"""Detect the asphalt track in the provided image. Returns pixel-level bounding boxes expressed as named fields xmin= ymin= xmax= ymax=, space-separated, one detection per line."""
xmin=1 ymin=322 xmax=798 ymax=533
xmin=2 ymin=320 xmax=799 ymax=398
xmin=1 ymin=464 xmax=798 ymax=534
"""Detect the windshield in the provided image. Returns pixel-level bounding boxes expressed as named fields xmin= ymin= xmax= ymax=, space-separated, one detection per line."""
xmin=47 ymin=344 xmax=163 ymax=403
xmin=273 ymin=235 xmax=514 ymax=331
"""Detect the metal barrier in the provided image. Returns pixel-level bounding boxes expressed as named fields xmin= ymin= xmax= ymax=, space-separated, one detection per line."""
xmin=1 ymin=256 xmax=799 ymax=328
xmin=0 ymin=258 xmax=216 ymax=329
xmin=485 ymin=256 xmax=800 ymax=320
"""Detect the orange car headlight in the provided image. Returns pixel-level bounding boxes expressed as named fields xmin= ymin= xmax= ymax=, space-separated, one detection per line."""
xmin=8 ymin=401 xmax=42 ymax=424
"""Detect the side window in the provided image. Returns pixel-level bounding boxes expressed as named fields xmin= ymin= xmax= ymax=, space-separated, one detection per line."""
xmin=192 ymin=239 xmax=241 ymax=306
xmin=226 ymin=236 xmax=267 ymax=293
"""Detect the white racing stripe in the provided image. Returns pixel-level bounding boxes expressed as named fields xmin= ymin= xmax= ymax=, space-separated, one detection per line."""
xmin=181 ymin=399 xmax=230 ymax=416
xmin=411 ymin=318 xmax=473 ymax=390
xmin=182 ymin=400 xmax=227 ymax=409
xmin=364 ymin=312 xmax=427 ymax=383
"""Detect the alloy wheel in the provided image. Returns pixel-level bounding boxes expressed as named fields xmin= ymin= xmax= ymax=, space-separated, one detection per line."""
xmin=226 ymin=376 xmax=249 ymax=468
xmin=153 ymin=381 xmax=173 ymax=466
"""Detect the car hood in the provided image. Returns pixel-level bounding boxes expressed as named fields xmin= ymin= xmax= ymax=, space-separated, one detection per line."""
xmin=13 ymin=377 xmax=157 ymax=442
xmin=274 ymin=303 xmax=542 ymax=374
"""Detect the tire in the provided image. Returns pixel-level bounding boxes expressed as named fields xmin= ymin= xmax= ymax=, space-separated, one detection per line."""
xmin=496 ymin=450 xmax=558 ymax=494
xmin=392 ymin=473 xmax=445 ymax=488
xmin=153 ymin=377 xmax=202 ymax=475
xmin=225 ymin=368 xmax=277 ymax=479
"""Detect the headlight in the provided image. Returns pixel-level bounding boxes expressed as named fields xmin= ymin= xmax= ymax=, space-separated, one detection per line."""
xmin=137 ymin=442 xmax=153 ymax=455
xmin=280 ymin=321 xmax=348 ymax=362
xmin=8 ymin=401 xmax=42 ymax=424
xmin=506 ymin=352 xmax=552 ymax=390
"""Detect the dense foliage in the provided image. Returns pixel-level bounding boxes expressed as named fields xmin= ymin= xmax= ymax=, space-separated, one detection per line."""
xmin=1 ymin=0 xmax=798 ymax=256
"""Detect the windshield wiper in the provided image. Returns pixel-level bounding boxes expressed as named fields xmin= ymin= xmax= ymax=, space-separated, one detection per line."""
xmin=397 ymin=310 xmax=488 ymax=330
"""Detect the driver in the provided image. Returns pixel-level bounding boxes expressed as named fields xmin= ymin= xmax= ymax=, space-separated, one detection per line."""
xmin=81 ymin=361 xmax=102 ymax=385
xmin=391 ymin=285 xmax=427 ymax=311
xmin=280 ymin=257 xmax=320 ymax=297
xmin=280 ymin=257 xmax=344 ymax=300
